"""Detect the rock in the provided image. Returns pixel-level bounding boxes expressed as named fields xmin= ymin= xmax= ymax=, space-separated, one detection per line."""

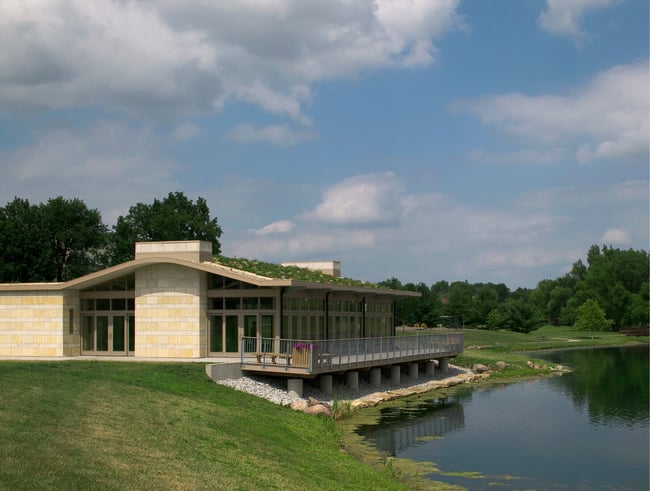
xmin=308 ymin=397 xmax=320 ymax=406
xmin=304 ymin=404 xmax=332 ymax=417
xmin=495 ymin=361 xmax=507 ymax=370
xmin=472 ymin=363 xmax=490 ymax=373
xmin=290 ymin=399 xmax=309 ymax=411
xmin=526 ymin=361 xmax=534 ymax=368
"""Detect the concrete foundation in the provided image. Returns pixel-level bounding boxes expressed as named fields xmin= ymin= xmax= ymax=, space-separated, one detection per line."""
xmin=319 ymin=374 xmax=333 ymax=396
xmin=425 ymin=360 xmax=435 ymax=377
xmin=205 ymin=363 xmax=243 ymax=381
xmin=287 ymin=378 xmax=303 ymax=398
xmin=345 ymin=371 xmax=359 ymax=390
xmin=439 ymin=358 xmax=449 ymax=373
xmin=369 ymin=367 xmax=381 ymax=388
xmin=408 ymin=362 xmax=419 ymax=379
xmin=390 ymin=365 xmax=401 ymax=384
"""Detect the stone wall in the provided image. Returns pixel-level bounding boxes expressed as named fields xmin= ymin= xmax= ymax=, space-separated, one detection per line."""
xmin=135 ymin=264 xmax=207 ymax=358
xmin=0 ymin=290 xmax=80 ymax=356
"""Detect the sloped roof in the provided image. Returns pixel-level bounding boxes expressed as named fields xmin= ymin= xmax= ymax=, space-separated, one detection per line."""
xmin=0 ymin=256 xmax=419 ymax=299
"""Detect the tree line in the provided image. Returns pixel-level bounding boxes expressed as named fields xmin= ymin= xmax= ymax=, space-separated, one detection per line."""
xmin=1 ymin=193 xmax=647 ymax=333
xmin=383 ymin=244 xmax=649 ymax=333
xmin=0 ymin=193 xmax=221 ymax=282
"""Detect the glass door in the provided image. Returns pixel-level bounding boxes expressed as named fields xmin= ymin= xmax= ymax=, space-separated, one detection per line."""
xmin=81 ymin=315 xmax=133 ymax=355
xmin=209 ymin=315 xmax=240 ymax=354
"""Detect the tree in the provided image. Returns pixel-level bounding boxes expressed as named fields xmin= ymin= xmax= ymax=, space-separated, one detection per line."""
xmin=574 ymin=299 xmax=613 ymax=339
xmin=108 ymin=192 xmax=222 ymax=264
xmin=0 ymin=196 xmax=106 ymax=282
xmin=40 ymin=197 xmax=108 ymax=281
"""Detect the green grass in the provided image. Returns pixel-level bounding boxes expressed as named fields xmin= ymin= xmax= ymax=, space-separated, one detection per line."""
xmin=0 ymin=361 xmax=406 ymax=490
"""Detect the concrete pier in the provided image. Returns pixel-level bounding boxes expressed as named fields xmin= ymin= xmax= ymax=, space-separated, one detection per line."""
xmin=439 ymin=358 xmax=449 ymax=373
xmin=369 ymin=367 xmax=381 ymax=388
xmin=345 ymin=371 xmax=359 ymax=390
xmin=319 ymin=374 xmax=333 ymax=396
xmin=390 ymin=365 xmax=401 ymax=384
xmin=287 ymin=378 xmax=303 ymax=398
xmin=408 ymin=362 xmax=419 ymax=379
xmin=425 ymin=360 xmax=435 ymax=376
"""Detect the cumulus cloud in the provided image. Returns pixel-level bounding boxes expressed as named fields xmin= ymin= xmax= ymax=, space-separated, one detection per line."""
xmin=302 ymin=172 xmax=403 ymax=225
xmin=600 ymin=227 xmax=631 ymax=245
xmin=452 ymin=60 xmax=649 ymax=164
xmin=172 ymin=122 xmax=201 ymax=141
xmin=538 ymin=0 xmax=619 ymax=39
xmin=0 ymin=0 xmax=462 ymax=124
xmin=253 ymin=220 xmax=295 ymax=236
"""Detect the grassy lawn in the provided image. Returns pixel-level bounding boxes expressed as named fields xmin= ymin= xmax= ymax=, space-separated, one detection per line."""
xmin=0 ymin=361 xmax=406 ymax=491
xmin=453 ymin=325 xmax=648 ymax=380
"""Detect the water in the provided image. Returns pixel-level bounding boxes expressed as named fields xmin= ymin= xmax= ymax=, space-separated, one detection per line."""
xmin=355 ymin=346 xmax=649 ymax=490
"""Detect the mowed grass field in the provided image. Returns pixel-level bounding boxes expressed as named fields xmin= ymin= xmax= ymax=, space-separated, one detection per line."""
xmin=0 ymin=361 xmax=406 ymax=490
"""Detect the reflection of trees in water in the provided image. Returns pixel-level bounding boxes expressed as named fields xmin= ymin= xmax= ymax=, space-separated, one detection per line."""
xmin=544 ymin=346 xmax=649 ymax=427
xmin=356 ymin=398 xmax=465 ymax=455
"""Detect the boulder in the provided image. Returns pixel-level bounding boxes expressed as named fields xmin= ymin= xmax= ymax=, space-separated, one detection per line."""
xmin=472 ymin=363 xmax=490 ymax=373
xmin=304 ymin=404 xmax=332 ymax=417
xmin=495 ymin=361 xmax=507 ymax=370
xmin=290 ymin=399 xmax=309 ymax=411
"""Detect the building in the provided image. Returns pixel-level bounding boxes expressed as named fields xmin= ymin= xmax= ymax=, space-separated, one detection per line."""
xmin=0 ymin=240 xmax=420 ymax=359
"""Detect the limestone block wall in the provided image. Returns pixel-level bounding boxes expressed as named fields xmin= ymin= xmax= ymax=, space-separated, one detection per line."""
xmin=135 ymin=264 xmax=207 ymax=358
xmin=0 ymin=290 xmax=80 ymax=356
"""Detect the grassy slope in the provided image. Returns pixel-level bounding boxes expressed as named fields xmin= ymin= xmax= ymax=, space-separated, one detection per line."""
xmin=0 ymin=361 xmax=405 ymax=491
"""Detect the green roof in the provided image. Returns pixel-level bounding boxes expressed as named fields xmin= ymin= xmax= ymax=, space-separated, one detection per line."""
xmin=215 ymin=256 xmax=382 ymax=289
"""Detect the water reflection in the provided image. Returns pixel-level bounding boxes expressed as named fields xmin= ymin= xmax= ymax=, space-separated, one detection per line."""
xmin=540 ymin=346 xmax=649 ymax=428
xmin=353 ymin=346 xmax=649 ymax=490
xmin=356 ymin=397 xmax=465 ymax=455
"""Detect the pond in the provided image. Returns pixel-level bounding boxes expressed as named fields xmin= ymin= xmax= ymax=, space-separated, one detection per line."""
xmin=353 ymin=345 xmax=649 ymax=490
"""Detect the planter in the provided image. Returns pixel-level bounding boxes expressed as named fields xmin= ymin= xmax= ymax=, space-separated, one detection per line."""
xmin=292 ymin=348 xmax=312 ymax=368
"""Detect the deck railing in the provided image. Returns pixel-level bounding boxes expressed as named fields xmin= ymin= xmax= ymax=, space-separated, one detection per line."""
xmin=241 ymin=332 xmax=464 ymax=374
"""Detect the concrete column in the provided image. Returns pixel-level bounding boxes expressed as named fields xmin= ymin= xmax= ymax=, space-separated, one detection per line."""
xmin=408 ymin=362 xmax=419 ymax=380
xmin=319 ymin=374 xmax=333 ymax=396
xmin=439 ymin=358 xmax=449 ymax=373
xmin=425 ymin=360 xmax=435 ymax=377
xmin=287 ymin=378 xmax=303 ymax=398
xmin=345 ymin=371 xmax=359 ymax=390
xmin=369 ymin=367 xmax=381 ymax=388
xmin=390 ymin=365 xmax=401 ymax=384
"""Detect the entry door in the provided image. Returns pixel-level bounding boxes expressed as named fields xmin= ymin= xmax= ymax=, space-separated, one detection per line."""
xmin=209 ymin=315 xmax=239 ymax=354
xmin=82 ymin=315 xmax=134 ymax=355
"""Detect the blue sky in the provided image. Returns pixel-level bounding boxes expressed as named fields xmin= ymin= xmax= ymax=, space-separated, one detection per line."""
xmin=0 ymin=0 xmax=648 ymax=288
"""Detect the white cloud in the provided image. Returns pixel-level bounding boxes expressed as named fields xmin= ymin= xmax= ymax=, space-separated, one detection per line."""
xmin=538 ymin=0 xmax=619 ymax=40
xmin=253 ymin=220 xmax=295 ymax=236
xmin=453 ymin=60 xmax=649 ymax=164
xmin=0 ymin=0 xmax=462 ymax=123
xmin=225 ymin=123 xmax=316 ymax=146
xmin=302 ymin=172 xmax=403 ymax=225
xmin=600 ymin=227 xmax=631 ymax=245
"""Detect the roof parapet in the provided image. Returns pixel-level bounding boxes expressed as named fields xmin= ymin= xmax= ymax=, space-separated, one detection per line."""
xmin=135 ymin=241 xmax=212 ymax=263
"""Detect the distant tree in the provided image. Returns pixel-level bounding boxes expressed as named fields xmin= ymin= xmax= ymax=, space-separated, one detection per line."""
xmin=574 ymin=299 xmax=613 ymax=339
xmin=486 ymin=308 xmax=503 ymax=330
xmin=498 ymin=298 xmax=544 ymax=333
xmin=40 ymin=197 xmax=108 ymax=281
xmin=0 ymin=196 xmax=106 ymax=282
xmin=108 ymin=192 xmax=222 ymax=264
xmin=0 ymin=198 xmax=49 ymax=282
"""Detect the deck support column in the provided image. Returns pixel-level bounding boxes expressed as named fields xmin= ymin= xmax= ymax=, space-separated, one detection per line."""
xmin=408 ymin=362 xmax=419 ymax=380
xmin=345 ymin=371 xmax=359 ymax=391
xmin=425 ymin=360 xmax=435 ymax=377
xmin=369 ymin=367 xmax=381 ymax=388
xmin=287 ymin=378 xmax=303 ymax=398
xmin=319 ymin=374 xmax=333 ymax=396
xmin=439 ymin=358 xmax=449 ymax=373
xmin=390 ymin=365 xmax=401 ymax=384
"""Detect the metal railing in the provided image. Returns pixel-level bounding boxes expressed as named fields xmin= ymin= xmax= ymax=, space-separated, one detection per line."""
xmin=241 ymin=332 xmax=464 ymax=374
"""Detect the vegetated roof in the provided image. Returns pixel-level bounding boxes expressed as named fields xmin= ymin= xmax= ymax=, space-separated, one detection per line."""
xmin=215 ymin=256 xmax=383 ymax=289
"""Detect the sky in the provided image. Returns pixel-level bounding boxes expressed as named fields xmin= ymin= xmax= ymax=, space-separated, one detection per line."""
xmin=0 ymin=0 xmax=648 ymax=289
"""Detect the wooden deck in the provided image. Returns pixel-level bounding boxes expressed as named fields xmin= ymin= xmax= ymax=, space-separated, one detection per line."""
xmin=240 ymin=332 xmax=464 ymax=377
